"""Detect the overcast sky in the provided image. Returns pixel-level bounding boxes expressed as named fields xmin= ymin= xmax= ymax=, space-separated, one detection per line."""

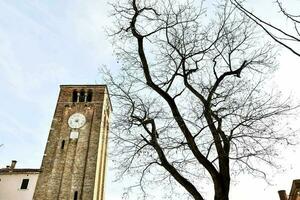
xmin=0 ymin=1 xmax=300 ymax=200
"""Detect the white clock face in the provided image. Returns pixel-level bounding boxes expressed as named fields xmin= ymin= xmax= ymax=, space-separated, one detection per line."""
xmin=68 ymin=113 xmax=86 ymax=129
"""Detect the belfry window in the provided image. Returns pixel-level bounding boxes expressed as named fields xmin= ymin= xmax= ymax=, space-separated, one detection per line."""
xmin=72 ymin=89 xmax=92 ymax=103
xmin=72 ymin=90 xmax=78 ymax=102
xmin=87 ymin=89 xmax=93 ymax=102
xmin=79 ymin=90 xmax=85 ymax=102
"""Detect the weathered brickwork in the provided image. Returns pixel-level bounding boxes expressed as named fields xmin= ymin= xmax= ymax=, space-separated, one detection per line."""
xmin=33 ymin=85 xmax=111 ymax=200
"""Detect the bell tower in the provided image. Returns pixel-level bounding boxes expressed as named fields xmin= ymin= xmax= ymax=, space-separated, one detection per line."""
xmin=33 ymin=85 xmax=111 ymax=200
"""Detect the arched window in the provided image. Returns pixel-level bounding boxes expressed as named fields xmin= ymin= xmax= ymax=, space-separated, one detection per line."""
xmin=61 ymin=140 xmax=65 ymax=149
xmin=74 ymin=191 xmax=78 ymax=200
xmin=79 ymin=90 xmax=85 ymax=102
xmin=72 ymin=90 xmax=78 ymax=102
xmin=87 ymin=89 xmax=93 ymax=102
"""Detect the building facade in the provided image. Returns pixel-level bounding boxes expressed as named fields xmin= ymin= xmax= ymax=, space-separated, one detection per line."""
xmin=279 ymin=179 xmax=300 ymax=200
xmin=0 ymin=161 xmax=40 ymax=200
xmin=33 ymin=85 xmax=111 ymax=200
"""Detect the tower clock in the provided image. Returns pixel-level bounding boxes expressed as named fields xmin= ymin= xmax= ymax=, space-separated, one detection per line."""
xmin=33 ymin=85 xmax=111 ymax=200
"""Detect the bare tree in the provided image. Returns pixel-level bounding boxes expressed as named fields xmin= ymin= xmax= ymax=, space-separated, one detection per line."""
xmin=105 ymin=0 xmax=296 ymax=199
xmin=230 ymin=0 xmax=300 ymax=57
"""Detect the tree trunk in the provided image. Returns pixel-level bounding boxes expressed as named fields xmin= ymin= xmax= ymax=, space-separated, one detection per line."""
xmin=214 ymin=174 xmax=230 ymax=200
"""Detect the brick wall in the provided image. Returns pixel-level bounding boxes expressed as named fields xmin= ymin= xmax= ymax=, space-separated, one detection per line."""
xmin=33 ymin=85 xmax=111 ymax=200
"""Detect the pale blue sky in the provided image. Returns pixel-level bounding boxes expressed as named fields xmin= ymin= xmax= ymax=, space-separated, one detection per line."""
xmin=0 ymin=1 xmax=300 ymax=200
xmin=0 ymin=0 xmax=116 ymax=165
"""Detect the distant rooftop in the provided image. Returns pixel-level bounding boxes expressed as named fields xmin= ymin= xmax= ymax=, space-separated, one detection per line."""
xmin=0 ymin=168 xmax=40 ymax=174
xmin=0 ymin=160 xmax=40 ymax=175
xmin=278 ymin=179 xmax=300 ymax=200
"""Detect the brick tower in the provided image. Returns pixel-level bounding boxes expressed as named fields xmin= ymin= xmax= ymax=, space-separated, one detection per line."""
xmin=33 ymin=85 xmax=111 ymax=200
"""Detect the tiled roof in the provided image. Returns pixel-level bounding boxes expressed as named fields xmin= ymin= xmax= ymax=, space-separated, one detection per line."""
xmin=0 ymin=168 xmax=41 ymax=174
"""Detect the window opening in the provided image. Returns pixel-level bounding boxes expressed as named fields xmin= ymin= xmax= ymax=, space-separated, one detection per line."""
xmin=74 ymin=191 xmax=78 ymax=200
xmin=87 ymin=89 xmax=93 ymax=102
xmin=72 ymin=90 xmax=78 ymax=102
xmin=79 ymin=90 xmax=85 ymax=102
xmin=61 ymin=140 xmax=65 ymax=149
xmin=20 ymin=179 xmax=29 ymax=189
